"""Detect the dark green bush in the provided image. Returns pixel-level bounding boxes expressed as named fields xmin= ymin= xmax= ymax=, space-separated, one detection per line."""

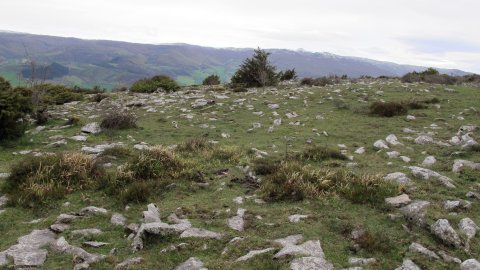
xmin=2 ymin=153 xmax=105 ymax=206
xmin=0 ymin=76 xmax=11 ymax=92
xmin=279 ymin=69 xmax=297 ymax=81
xmin=369 ymin=101 xmax=408 ymax=117
xmin=202 ymin=74 xmax=221 ymax=86
xmin=0 ymin=84 xmax=32 ymax=141
xmin=231 ymin=48 xmax=279 ymax=87
xmin=34 ymin=84 xmax=83 ymax=105
xmin=253 ymin=158 xmax=281 ymax=176
xmin=300 ymin=76 xmax=334 ymax=87
xmin=130 ymin=75 xmax=179 ymax=93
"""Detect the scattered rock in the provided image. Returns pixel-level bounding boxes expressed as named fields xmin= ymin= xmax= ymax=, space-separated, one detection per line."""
xmin=409 ymin=242 xmax=439 ymax=259
xmin=453 ymin=160 xmax=480 ymax=173
xmin=180 ymin=228 xmax=224 ymax=239
xmin=409 ymin=166 xmax=455 ymax=188
xmin=115 ymin=257 xmax=144 ymax=270
xmin=236 ymin=248 xmax=275 ymax=262
xmin=421 ymin=156 xmax=436 ymax=167
xmin=288 ymin=214 xmax=308 ymax=223
xmin=394 ymin=259 xmax=421 ymax=270
xmin=143 ymin=203 xmax=161 ymax=223
xmin=415 ymin=135 xmax=434 ymax=145
xmin=385 ymin=172 xmax=411 ymax=185
xmin=348 ymin=257 xmax=377 ymax=266
xmin=81 ymin=122 xmax=102 ymax=134
xmin=385 ymin=194 xmax=411 ymax=207
xmin=400 ymin=200 xmax=431 ymax=226
xmin=374 ymin=140 xmax=389 ymax=149
xmin=72 ymin=228 xmax=103 ymax=237
xmin=228 ymin=208 xmax=245 ymax=232
xmin=83 ymin=241 xmax=109 ymax=248
xmin=460 ymin=259 xmax=480 ymax=270
xmin=290 ymin=256 xmax=334 ymax=270
xmin=111 ymin=213 xmax=127 ymax=227
xmin=430 ymin=219 xmax=462 ymax=248
xmin=175 ymin=257 xmax=207 ymax=270
xmin=274 ymin=240 xmax=325 ymax=259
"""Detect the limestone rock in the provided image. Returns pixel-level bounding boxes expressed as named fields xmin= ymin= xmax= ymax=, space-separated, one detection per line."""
xmin=408 ymin=242 xmax=439 ymax=259
xmin=400 ymin=200 xmax=431 ymax=226
xmin=385 ymin=172 xmax=411 ymax=185
xmin=274 ymin=240 xmax=325 ymax=259
xmin=175 ymin=257 xmax=207 ymax=270
xmin=72 ymin=228 xmax=103 ymax=237
xmin=460 ymin=259 xmax=480 ymax=270
xmin=415 ymin=135 xmax=434 ymax=145
xmin=374 ymin=140 xmax=389 ymax=149
xmin=235 ymin=248 xmax=275 ymax=262
xmin=290 ymin=256 xmax=334 ymax=270
xmin=79 ymin=206 xmax=108 ymax=216
xmin=111 ymin=213 xmax=127 ymax=226
xmin=430 ymin=219 xmax=462 ymax=248
xmin=143 ymin=203 xmax=161 ymax=223
xmin=421 ymin=156 xmax=436 ymax=167
xmin=81 ymin=122 xmax=102 ymax=134
xmin=180 ymin=228 xmax=224 ymax=239
xmin=288 ymin=214 xmax=308 ymax=223
xmin=385 ymin=194 xmax=411 ymax=207
xmin=348 ymin=257 xmax=377 ymax=266
xmin=115 ymin=257 xmax=144 ymax=270
xmin=394 ymin=259 xmax=421 ymax=270
xmin=272 ymin=234 xmax=304 ymax=247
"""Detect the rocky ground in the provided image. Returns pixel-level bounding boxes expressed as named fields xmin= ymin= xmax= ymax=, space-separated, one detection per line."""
xmin=0 ymin=79 xmax=479 ymax=269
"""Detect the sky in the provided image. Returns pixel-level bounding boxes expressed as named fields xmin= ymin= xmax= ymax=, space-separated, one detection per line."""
xmin=1 ymin=0 xmax=480 ymax=73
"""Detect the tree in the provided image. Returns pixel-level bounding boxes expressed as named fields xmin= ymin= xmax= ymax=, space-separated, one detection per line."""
xmin=231 ymin=48 xmax=278 ymax=87
xmin=279 ymin=69 xmax=297 ymax=81
xmin=0 ymin=78 xmax=32 ymax=141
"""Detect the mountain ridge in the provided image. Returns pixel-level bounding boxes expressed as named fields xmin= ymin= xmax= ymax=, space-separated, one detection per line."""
xmin=0 ymin=31 xmax=471 ymax=88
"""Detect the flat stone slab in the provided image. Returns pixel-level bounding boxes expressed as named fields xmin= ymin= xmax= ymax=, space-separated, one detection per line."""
xmin=180 ymin=228 xmax=224 ymax=239
xmin=83 ymin=241 xmax=109 ymax=248
xmin=235 ymin=248 xmax=275 ymax=262
xmin=385 ymin=194 xmax=411 ymax=207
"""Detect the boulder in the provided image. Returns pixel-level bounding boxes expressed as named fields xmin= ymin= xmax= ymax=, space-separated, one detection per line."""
xmin=81 ymin=122 xmax=102 ymax=134
xmin=430 ymin=219 xmax=462 ymax=248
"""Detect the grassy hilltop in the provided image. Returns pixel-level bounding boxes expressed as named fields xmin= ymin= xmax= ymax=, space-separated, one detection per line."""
xmin=0 ymin=76 xmax=479 ymax=269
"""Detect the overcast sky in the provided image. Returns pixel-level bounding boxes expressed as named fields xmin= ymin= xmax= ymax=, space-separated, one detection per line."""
xmin=2 ymin=0 xmax=479 ymax=73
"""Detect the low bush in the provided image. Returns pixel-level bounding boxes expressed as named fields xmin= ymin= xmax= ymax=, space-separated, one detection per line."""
xmin=91 ymin=93 xmax=109 ymax=102
xmin=0 ymin=85 xmax=33 ymax=141
xmin=122 ymin=146 xmax=186 ymax=180
xmin=120 ymin=181 xmax=153 ymax=204
xmin=253 ymin=158 xmax=281 ymax=176
xmin=279 ymin=69 xmax=297 ymax=81
xmin=3 ymin=153 xmax=105 ymax=206
xmin=36 ymin=84 xmax=83 ymax=105
xmin=299 ymin=145 xmax=348 ymax=162
xmin=130 ymin=75 xmax=179 ymax=93
xmin=176 ymin=137 xmax=212 ymax=153
xmin=259 ymin=162 xmax=396 ymax=204
xmin=202 ymin=74 xmax=221 ymax=86
xmin=401 ymin=68 xmax=458 ymax=85
xmin=300 ymin=76 xmax=334 ymax=87
xmin=369 ymin=101 xmax=408 ymax=117
xmin=100 ymin=111 xmax=137 ymax=129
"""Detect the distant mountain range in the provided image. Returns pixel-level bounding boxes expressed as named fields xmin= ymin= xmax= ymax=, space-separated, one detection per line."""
xmin=0 ymin=31 xmax=471 ymax=89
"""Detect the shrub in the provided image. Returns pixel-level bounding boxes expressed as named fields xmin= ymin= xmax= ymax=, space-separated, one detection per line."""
xmin=369 ymin=101 xmax=407 ymax=117
xmin=65 ymin=117 xmax=80 ymax=126
xmin=300 ymin=77 xmax=315 ymax=86
xmin=35 ymin=84 xmax=83 ymax=105
xmin=279 ymin=69 xmax=297 ymax=81
xmin=100 ymin=111 xmax=137 ymax=129
xmin=259 ymin=162 xmax=396 ymax=203
xmin=34 ymin=107 xmax=50 ymax=125
xmin=299 ymin=145 xmax=348 ymax=162
xmin=121 ymin=181 xmax=153 ymax=204
xmin=176 ymin=137 xmax=212 ymax=153
xmin=3 ymin=153 xmax=104 ymax=206
xmin=202 ymin=74 xmax=221 ymax=86
xmin=0 ymin=86 xmax=32 ymax=141
xmin=231 ymin=48 xmax=279 ymax=87
xmin=0 ymin=76 xmax=11 ymax=92
xmin=253 ymin=158 xmax=281 ymax=175
xmin=130 ymin=75 xmax=179 ymax=93
xmin=91 ymin=93 xmax=109 ymax=103
xmin=300 ymin=76 xmax=334 ymax=87
xmin=123 ymin=146 xmax=185 ymax=180
xmin=401 ymin=68 xmax=458 ymax=85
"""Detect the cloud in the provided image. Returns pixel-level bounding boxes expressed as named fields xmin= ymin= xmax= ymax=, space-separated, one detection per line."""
xmin=0 ymin=0 xmax=479 ymax=73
